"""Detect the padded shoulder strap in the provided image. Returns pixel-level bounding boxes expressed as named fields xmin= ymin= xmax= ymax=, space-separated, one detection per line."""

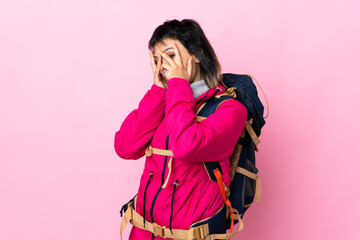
xmin=197 ymin=95 xmax=234 ymax=118
xmin=203 ymin=162 xmax=222 ymax=182
xmin=196 ymin=95 xmax=234 ymax=182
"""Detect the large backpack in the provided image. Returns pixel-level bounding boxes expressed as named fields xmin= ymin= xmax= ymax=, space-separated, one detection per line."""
xmin=195 ymin=73 xmax=267 ymax=230
xmin=119 ymin=73 xmax=267 ymax=239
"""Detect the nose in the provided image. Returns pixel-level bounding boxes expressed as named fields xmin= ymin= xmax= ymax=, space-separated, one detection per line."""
xmin=161 ymin=57 xmax=169 ymax=65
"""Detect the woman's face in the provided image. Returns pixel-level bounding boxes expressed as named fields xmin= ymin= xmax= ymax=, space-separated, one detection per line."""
xmin=152 ymin=38 xmax=200 ymax=83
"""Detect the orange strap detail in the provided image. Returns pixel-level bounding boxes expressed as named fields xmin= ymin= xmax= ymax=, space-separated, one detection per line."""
xmin=213 ymin=168 xmax=234 ymax=234
xmin=213 ymin=168 xmax=226 ymax=202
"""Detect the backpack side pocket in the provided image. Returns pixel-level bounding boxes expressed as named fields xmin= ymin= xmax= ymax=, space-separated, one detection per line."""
xmin=243 ymin=158 xmax=258 ymax=209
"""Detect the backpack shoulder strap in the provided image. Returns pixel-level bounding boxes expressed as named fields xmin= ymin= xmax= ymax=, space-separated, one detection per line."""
xmin=196 ymin=95 xmax=235 ymax=181
xmin=196 ymin=95 xmax=234 ymax=120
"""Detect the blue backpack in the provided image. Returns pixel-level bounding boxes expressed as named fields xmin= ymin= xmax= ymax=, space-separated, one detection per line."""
xmin=196 ymin=73 xmax=267 ymax=230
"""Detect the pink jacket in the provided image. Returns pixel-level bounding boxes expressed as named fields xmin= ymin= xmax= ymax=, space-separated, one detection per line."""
xmin=114 ymin=77 xmax=247 ymax=239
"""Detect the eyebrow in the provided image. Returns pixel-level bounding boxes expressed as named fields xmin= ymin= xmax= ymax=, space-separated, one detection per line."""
xmin=153 ymin=47 xmax=173 ymax=58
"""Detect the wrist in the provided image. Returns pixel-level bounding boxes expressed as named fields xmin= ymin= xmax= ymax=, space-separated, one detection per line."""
xmin=151 ymin=83 xmax=167 ymax=95
xmin=167 ymin=77 xmax=190 ymax=87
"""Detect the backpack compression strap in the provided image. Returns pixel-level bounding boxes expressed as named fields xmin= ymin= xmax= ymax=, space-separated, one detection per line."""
xmin=236 ymin=166 xmax=262 ymax=203
xmin=244 ymin=118 xmax=260 ymax=151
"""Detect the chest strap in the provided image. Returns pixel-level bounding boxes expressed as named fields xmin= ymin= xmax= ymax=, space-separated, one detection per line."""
xmin=145 ymin=145 xmax=173 ymax=158
xmin=145 ymin=145 xmax=174 ymax=189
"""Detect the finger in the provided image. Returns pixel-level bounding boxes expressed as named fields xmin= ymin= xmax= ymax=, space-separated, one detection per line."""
xmin=161 ymin=62 xmax=171 ymax=79
xmin=187 ymin=57 xmax=193 ymax=79
xmin=149 ymin=49 xmax=156 ymax=73
xmin=161 ymin=62 xmax=171 ymax=71
xmin=159 ymin=51 xmax=176 ymax=67
xmin=172 ymin=42 xmax=183 ymax=67
xmin=155 ymin=54 xmax=162 ymax=75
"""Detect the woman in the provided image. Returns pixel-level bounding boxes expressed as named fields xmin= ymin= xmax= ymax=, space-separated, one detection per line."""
xmin=115 ymin=19 xmax=247 ymax=240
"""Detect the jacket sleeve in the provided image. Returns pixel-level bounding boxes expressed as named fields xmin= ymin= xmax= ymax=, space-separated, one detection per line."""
xmin=165 ymin=78 xmax=247 ymax=162
xmin=114 ymin=84 xmax=166 ymax=160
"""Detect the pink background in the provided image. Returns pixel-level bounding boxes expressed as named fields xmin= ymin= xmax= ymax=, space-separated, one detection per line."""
xmin=1 ymin=0 xmax=359 ymax=239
